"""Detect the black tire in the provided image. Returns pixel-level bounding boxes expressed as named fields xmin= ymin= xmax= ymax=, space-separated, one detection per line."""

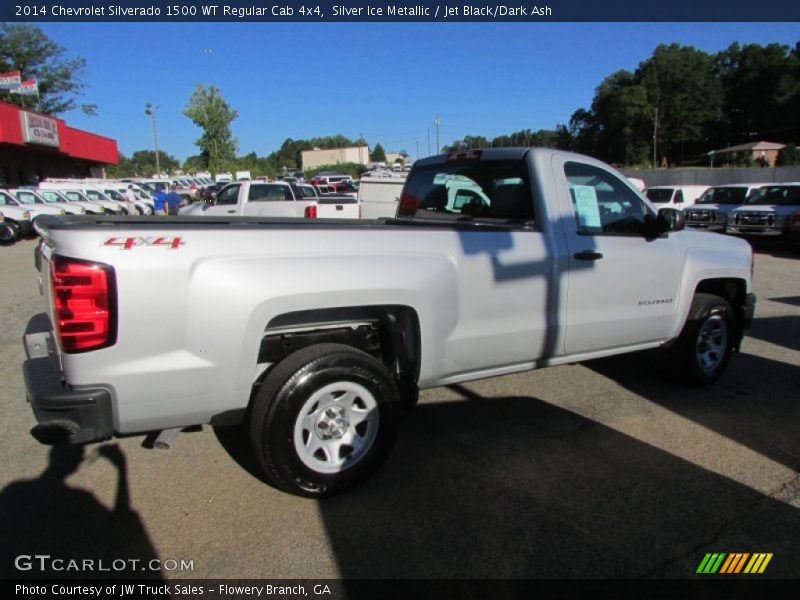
xmin=249 ymin=343 xmax=401 ymax=497
xmin=666 ymin=293 xmax=735 ymax=386
xmin=0 ymin=222 xmax=17 ymax=245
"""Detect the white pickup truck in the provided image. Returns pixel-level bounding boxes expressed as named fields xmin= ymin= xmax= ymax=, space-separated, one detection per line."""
xmin=179 ymin=180 xmax=359 ymax=219
xmin=22 ymin=148 xmax=755 ymax=497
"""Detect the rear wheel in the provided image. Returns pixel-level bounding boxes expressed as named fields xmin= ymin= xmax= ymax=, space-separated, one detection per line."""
xmin=249 ymin=343 xmax=401 ymax=497
xmin=666 ymin=293 xmax=735 ymax=386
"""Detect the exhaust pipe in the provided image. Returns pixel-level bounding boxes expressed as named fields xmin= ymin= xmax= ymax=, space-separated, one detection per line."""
xmin=153 ymin=427 xmax=181 ymax=450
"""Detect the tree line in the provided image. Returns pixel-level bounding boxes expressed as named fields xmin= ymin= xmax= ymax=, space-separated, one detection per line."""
xmin=444 ymin=42 xmax=800 ymax=167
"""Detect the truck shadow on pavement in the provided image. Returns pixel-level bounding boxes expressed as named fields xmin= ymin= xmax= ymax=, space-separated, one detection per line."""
xmin=0 ymin=444 xmax=162 ymax=580
xmin=745 ymin=315 xmax=800 ymax=352
xmin=585 ymin=345 xmax=800 ymax=475
xmin=217 ymin=384 xmax=800 ymax=579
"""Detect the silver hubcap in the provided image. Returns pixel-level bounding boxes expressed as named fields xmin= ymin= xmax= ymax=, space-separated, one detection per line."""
xmin=293 ymin=381 xmax=379 ymax=474
xmin=696 ymin=314 xmax=728 ymax=374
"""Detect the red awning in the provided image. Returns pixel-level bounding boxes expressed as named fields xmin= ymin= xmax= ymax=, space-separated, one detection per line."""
xmin=0 ymin=101 xmax=118 ymax=165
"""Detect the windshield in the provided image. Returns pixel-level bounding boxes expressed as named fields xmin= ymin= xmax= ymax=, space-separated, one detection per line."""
xmin=746 ymin=186 xmax=800 ymax=206
xmin=39 ymin=191 xmax=65 ymax=203
xmin=104 ymin=190 xmax=124 ymax=200
xmin=696 ymin=187 xmax=751 ymax=205
xmin=0 ymin=192 xmax=19 ymax=206
xmin=644 ymin=189 xmax=674 ymax=203
xmin=13 ymin=191 xmax=38 ymax=205
xmin=398 ymin=158 xmax=533 ymax=222
xmin=85 ymin=190 xmax=109 ymax=201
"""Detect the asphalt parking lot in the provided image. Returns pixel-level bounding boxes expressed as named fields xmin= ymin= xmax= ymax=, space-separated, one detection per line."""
xmin=0 ymin=236 xmax=798 ymax=582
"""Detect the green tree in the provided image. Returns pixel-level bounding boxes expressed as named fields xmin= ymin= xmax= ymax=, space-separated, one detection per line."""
xmin=105 ymin=150 xmax=177 ymax=178
xmin=713 ymin=42 xmax=800 ymax=148
xmin=777 ymin=143 xmax=800 ymax=166
xmin=0 ymin=23 xmax=95 ymax=115
xmin=371 ymin=143 xmax=387 ymax=163
xmin=637 ymin=44 xmax=722 ymax=165
xmin=182 ymin=84 xmax=238 ymax=175
xmin=182 ymin=154 xmax=208 ymax=174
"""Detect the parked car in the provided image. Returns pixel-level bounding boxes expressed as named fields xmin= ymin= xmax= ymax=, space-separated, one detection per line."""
xmin=23 ymin=147 xmax=754 ymax=498
xmin=39 ymin=189 xmax=108 ymax=216
xmin=9 ymin=188 xmax=85 ymax=216
xmin=727 ymin=183 xmax=800 ymax=242
xmin=643 ymin=185 xmax=708 ymax=210
xmin=0 ymin=188 xmax=66 ymax=221
xmin=180 ymin=180 xmax=359 ymax=219
xmin=683 ymin=184 xmax=762 ymax=232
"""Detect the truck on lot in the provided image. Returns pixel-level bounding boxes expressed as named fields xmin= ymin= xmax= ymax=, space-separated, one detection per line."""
xmin=726 ymin=183 xmax=800 ymax=242
xmin=22 ymin=148 xmax=755 ymax=497
xmin=179 ymin=180 xmax=359 ymax=219
xmin=682 ymin=184 xmax=762 ymax=232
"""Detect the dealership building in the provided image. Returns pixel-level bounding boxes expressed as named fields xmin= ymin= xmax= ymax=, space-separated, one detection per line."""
xmin=300 ymin=146 xmax=369 ymax=170
xmin=0 ymin=101 xmax=118 ymax=185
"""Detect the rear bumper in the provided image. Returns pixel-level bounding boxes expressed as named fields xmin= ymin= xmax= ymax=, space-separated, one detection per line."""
xmin=22 ymin=314 xmax=113 ymax=445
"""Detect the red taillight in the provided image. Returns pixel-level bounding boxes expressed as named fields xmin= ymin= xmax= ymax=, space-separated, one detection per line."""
xmin=304 ymin=205 xmax=317 ymax=219
xmin=50 ymin=256 xmax=116 ymax=353
xmin=397 ymin=193 xmax=420 ymax=216
xmin=446 ymin=150 xmax=482 ymax=161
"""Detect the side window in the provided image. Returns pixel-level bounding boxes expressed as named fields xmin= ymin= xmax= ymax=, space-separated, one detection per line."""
xmin=216 ymin=185 xmax=240 ymax=205
xmin=565 ymin=162 xmax=651 ymax=235
xmin=17 ymin=192 xmax=37 ymax=204
xmin=248 ymin=185 xmax=292 ymax=202
xmin=0 ymin=192 xmax=11 ymax=206
xmin=674 ymin=190 xmax=684 ymax=204
xmin=42 ymin=192 xmax=59 ymax=202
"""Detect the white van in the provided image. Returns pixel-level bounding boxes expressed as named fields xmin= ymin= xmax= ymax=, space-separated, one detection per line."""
xmin=643 ymin=185 xmax=708 ymax=210
xmin=39 ymin=182 xmax=124 ymax=214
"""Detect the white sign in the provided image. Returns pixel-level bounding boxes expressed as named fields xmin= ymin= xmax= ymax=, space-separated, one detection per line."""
xmin=0 ymin=71 xmax=22 ymax=89
xmin=20 ymin=111 xmax=60 ymax=147
xmin=572 ymin=184 xmax=602 ymax=230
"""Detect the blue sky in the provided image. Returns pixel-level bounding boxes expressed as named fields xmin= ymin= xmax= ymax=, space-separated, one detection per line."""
xmin=38 ymin=22 xmax=800 ymax=162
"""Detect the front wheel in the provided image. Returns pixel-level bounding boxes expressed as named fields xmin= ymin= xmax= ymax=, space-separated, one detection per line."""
xmin=0 ymin=222 xmax=17 ymax=245
xmin=249 ymin=343 xmax=401 ymax=497
xmin=666 ymin=293 xmax=735 ymax=386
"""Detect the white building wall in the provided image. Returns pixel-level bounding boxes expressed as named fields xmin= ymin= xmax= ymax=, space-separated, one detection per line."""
xmin=301 ymin=146 xmax=369 ymax=170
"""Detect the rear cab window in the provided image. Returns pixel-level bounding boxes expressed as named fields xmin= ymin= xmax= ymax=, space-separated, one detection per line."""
xmin=397 ymin=156 xmax=534 ymax=224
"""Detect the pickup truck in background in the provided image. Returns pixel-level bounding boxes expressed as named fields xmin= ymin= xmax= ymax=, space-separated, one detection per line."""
xmin=23 ymin=147 xmax=755 ymax=497
xmin=179 ymin=180 xmax=359 ymax=219
xmin=683 ymin=184 xmax=762 ymax=232
xmin=726 ymin=183 xmax=800 ymax=242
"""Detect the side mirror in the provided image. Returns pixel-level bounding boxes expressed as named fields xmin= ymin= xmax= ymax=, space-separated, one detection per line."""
xmin=657 ymin=207 xmax=685 ymax=233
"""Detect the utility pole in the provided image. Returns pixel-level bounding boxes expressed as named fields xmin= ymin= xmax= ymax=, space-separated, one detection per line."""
xmin=427 ymin=128 xmax=431 ymax=156
xmin=652 ymin=107 xmax=658 ymax=168
xmin=416 ymin=140 xmax=419 ymax=161
xmin=145 ymin=103 xmax=161 ymax=176
xmin=435 ymin=114 xmax=441 ymax=154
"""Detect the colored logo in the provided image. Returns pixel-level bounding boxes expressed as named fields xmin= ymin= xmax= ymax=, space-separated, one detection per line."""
xmin=696 ymin=553 xmax=773 ymax=574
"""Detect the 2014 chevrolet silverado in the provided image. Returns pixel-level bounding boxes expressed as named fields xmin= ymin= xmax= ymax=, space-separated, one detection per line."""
xmin=22 ymin=148 xmax=756 ymax=497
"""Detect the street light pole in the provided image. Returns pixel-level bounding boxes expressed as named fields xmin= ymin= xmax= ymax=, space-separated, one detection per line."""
xmin=145 ymin=103 xmax=161 ymax=176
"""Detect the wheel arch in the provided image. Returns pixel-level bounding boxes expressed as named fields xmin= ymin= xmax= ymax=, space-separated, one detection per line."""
xmin=694 ymin=277 xmax=747 ymax=350
xmin=256 ymin=305 xmax=421 ymax=409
